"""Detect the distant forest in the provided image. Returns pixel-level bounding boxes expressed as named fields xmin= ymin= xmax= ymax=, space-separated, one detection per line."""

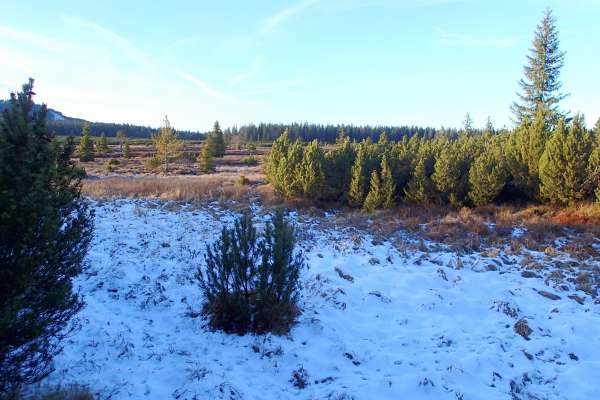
xmin=224 ymin=123 xmax=456 ymax=144
xmin=46 ymin=119 xmax=205 ymax=140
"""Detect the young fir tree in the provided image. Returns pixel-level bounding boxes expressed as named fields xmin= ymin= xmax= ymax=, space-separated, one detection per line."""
xmin=323 ymin=134 xmax=355 ymax=200
xmin=97 ymin=132 xmax=110 ymax=155
xmin=0 ymin=80 xmax=93 ymax=395
xmin=277 ymin=140 xmax=304 ymax=198
xmin=122 ymin=139 xmax=131 ymax=158
xmin=404 ymin=140 xmax=438 ymax=204
xmin=468 ymin=142 xmax=508 ymax=206
xmin=512 ymin=8 xmax=567 ymax=127
xmin=153 ymin=116 xmax=182 ymax=173
xmin=298 ymin=139 xmax=325 ymax=199
xmin=197 ymin=143 xmax=215 ymax=173
xmin=265 ymin=130 xmax=290 ymax=188
xmin=380 ymin=154 xmax=396 ymax=208
xmin=78 ymin=122 xmax=95 ymax=162
xmin=363 ymin=170 xmax=383 ymax=212
xmin=539 ymin=116 xmax=591 ymax=204
xmin=432 ymin=139 xmax=470 ymax=207
xmin=347 ymin=144 xmax=369 ymax=208
xmin=205 ymin=121 xmax=226 ymax=158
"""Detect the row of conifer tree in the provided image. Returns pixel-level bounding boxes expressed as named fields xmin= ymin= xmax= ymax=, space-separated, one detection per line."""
xmin=265 ymin=114 xmax=600 ymax=209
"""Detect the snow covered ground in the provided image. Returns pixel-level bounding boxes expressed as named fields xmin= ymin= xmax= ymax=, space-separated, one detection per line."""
xmin=40 ymin=200 xmax=599 ymax=399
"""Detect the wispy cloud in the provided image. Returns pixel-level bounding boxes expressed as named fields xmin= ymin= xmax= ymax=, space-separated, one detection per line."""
xmin=61 ymin=14 xmax=150 ymax=66
xmin=177 ymin=70 xmax=230 ymax=100
xmin=229 ymin=56 xmax=265 ymax=86
xmin=260 ymin=0 xmax=320 ymax=34
xmin=434 ymin=27 xmax=519 ymax=48
xmin=0 ymin=24 xmax=67 ymax=52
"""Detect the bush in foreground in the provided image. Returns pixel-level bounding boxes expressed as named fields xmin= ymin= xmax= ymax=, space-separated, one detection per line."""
xmin=0 ymin=80 xmax=93 ymax=396
xmin=197 ymin=210 xmax=304 ymax=335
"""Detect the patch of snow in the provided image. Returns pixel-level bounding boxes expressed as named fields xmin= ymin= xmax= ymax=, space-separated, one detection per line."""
xmin=38 ymin=200 xmax=600 ymax=400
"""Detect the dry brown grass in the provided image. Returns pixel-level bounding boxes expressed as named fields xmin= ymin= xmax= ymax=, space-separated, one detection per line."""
xmin=83 ymin=175 xmax=256 ymax=203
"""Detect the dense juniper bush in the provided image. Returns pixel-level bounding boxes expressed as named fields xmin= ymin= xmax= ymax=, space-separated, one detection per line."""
xmin=0 ymin=79 xmax=94 ymax=396
xmin=197 ymin=211 xmax=304 ymax=335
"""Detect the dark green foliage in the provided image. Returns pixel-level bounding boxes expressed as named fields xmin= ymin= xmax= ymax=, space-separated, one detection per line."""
xmin=539 ymin=116 xmax=591 ymax=204
xmin=97 ymin=133 xmax=109 ymax=155
xmin=363 ymin=170 xmax=383 ymax=211
xmin=197 ymin=144 xmax=215 ymax=173
xmin=347 ymin=144 xmax=369 ymax=208
xmin=77 ymin=123 xmax=95 ymax=162
xmin=512 ymin=8 xmax=567 ymax=127
xmin=205 ymin=121 xmax=226 ymax=158
xmin=241 ymin=156 xmax=258 ymax=166
xmin=380 ymin=154 xmax=396 ymax=208
xmin=469 ymin=141 xmax=508 ymax=206
xmin=0 ymin=80 xmax=93 ymax=395
xmin=197 ymin=211 xmax=304 ymax=335
xmin=404 ymin=140 xmax=439 ymax=204
xmin=298 ymin=140 xmax=326 ymax=199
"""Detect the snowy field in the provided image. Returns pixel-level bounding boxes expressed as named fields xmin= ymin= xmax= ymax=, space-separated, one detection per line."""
xmin=40 ymin=200 xmax=599 ymax=400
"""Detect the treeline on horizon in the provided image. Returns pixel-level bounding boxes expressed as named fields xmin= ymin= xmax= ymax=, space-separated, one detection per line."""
xmin=264 ymin=9 xmax=600 ymax=210
xmin=46 ymin=119 xmax=205 ymax=140
xmin=224 ymin=123 xmax=448 ymax=144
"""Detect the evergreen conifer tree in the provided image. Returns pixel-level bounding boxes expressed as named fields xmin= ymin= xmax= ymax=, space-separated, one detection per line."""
xmin=380 ymin=154 xmax=396 ymax=208
xmin=78 ymin=122 xmax=95 ymax=162
xmin=512 ymin=8 xmax=567 ymax=127
xmin=197 ymin=143 xmax=215 ymax=173
xmin=363 ymin=170 xmax=383 ymax=211
xmin=122 ymin=139 xmax=131 ymax=158
xmin=468 ymin=144 xmax=508 ymax=206
xmin=97 ymin=133 xmax=109 ymax=155
xmin=298 ymin=139 xmax=325 ymax=199
xmin=539 ymin=116 xmax=591 ymax=204
xmin=152 ymin=116 xmax=182 ymax=173
xmin=0 ymin=80 xmax=93 ymax=394
xmin=348 ymin=145 xmax=369 ymax=207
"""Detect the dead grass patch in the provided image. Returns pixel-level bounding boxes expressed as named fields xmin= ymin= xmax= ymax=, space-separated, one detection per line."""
xmin=83 ymin=175 xmax=253 ymax=203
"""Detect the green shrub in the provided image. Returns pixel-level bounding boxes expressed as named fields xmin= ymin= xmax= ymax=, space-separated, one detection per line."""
xmin=197 ymin=211 xmax=304 ymax=335
xmin=241 ymin=156 xmax=258 ymax=166
xmin=143 ymin=156 xmax=161 ymax=170
xmin=103 ymin=158 xmax=120 ymax=173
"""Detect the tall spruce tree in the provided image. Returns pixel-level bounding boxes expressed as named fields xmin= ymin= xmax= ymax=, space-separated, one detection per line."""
xmin=0 ymin=80 xmax=93 ymax=394
xmin=363 ymin=170 xmax=383 ymax=211
xmin=539 ymin=116 xmax=591 ymax=204
xmin=78 ymin=122 xmax=95 ymax=162
xmin=512 ymin=8 xmax=567 ymax=127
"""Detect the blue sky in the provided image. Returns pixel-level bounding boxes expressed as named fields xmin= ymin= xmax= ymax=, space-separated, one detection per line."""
xmin=1 ymin=0 xmax=598 ymax=131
